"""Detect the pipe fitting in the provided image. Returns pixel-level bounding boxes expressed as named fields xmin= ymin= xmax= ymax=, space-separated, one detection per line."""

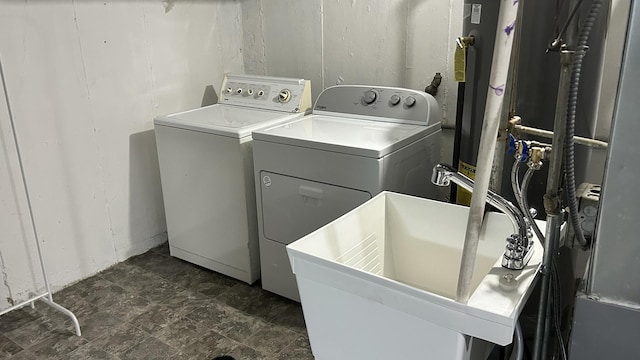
xmin=424 ymin=72 xmax=443 ymax=97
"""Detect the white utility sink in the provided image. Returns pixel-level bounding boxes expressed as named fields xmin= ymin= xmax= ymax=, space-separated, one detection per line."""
xmin=287 ymin=191 xmax=543 ymax=360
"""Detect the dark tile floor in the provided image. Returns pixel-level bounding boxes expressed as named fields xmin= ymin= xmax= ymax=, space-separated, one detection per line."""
xmin=0 ymin=243 xmax=313 ymax=359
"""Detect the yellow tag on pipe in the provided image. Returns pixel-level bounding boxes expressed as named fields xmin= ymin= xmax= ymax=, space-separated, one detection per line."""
xmin=454 ymin=44 xmax=466 ymax=82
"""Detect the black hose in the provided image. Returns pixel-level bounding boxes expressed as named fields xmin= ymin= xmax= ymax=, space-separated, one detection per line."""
xmin=551 ymin=259 xmax=567 ymax=360
xmin=564 ymin=0 xmax=603 ymax=247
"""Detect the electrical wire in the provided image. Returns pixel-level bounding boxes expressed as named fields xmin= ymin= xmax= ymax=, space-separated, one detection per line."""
xmin=549 ymin=0 xmax=586 ymax=51
xmin=510 ymin=321 xmax=525 ymax=360
xmin=551 ymin=259 xmax=568 ymax=360
xmin=564 ymin=0 xmax=604 ymax=247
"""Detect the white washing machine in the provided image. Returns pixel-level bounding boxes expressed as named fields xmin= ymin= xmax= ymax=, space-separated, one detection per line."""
xmin=252 ymin=85 xmax=442 ymax=300
xmin=154 ymin=74 xmax=311 ymax=284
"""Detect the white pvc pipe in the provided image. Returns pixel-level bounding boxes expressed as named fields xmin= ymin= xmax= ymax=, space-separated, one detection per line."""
xmin=456 ymin=1 xmax=520 ymax=303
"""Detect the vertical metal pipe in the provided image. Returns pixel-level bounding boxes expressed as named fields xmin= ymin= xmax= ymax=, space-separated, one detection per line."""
xmin=533 ymin=4 xmax=579 ymax=358
xmin=456 ymin=0 xmax=520 ymax=303
xmin=534 ymin=214 xmax=562 ymax=360
xmin=545 ymin=51 xmax=573 ymax=196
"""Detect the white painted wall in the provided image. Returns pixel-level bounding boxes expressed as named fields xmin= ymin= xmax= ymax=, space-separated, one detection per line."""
xmin=0 ymin=1 xmax=243 ymax=309
xmin=241 ymin=0 xmax=462 ymax=126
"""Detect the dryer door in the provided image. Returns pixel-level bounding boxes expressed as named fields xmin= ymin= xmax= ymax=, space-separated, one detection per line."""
xmin=259 ymin=171 xmax=372 ymax=245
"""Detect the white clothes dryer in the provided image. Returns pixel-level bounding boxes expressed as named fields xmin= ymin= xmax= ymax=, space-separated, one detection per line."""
xmin=252 ymin=85 xmax=442 ymax=300
xmin=154 ymin=74 xmax=311 ymax=284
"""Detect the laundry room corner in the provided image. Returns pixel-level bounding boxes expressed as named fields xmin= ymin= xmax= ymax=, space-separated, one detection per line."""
xmin=0 ymin=1 xmax=246 ymax=308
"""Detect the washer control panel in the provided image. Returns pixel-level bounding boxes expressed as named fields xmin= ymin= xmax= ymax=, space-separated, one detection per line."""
xmin=313 ymin=85 xmax=442 ymax=126
xmin=220 ymin=74 xmax=312 ymax=113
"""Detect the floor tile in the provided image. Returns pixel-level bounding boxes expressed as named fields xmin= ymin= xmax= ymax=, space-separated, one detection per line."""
xmin=54 ymin=276 xmax=111 ymax=304
xmin=27 ymin=329 xmax=87 ymax=359
xmin=137 ymin=254 xmax=197 ymax=280
xmin=67 ymin=343 xmax=120 ymax=360
xmin=229 ymin=344 xmax=273 ymax=360
xmin=1 ymin=243 xmax=313 ymax=360
xmin=215 ymin=283 xmax=289 ymax=321
xmin=90 ymin=322 xmax=150 ymax=358
xmin=81 ymin=281 xmax=129 ymax=309
xmin=0 ymin=333 xmax=22 ymax=357
xmin=48 ymin=296 xmax=98 ymax=321
xmin=76 ymin=310 xmax=123 ymax=341
xmin=135 ymin=275 xmax=184 ymax=303
xmin=244 ymin=323 xmax=300 ymax=355
xmin=185 ymin=301 xmax=268 ymax=343
xmin=125 ymin=252 xmax=178 ymax=276
xmin=175 ymin=328 xmax=239 ymax=359
xmin=3 ymin=317 xmax=58 ymax=348
xmin=268 ymin=301 xmax=307 ymax=333
xmin=162 ymin=289 xmax=209 ymax=312
xmin=0 ymin=307 xmax=40 ymax=333
xmin=152 ymin=316 xmax=208 ymax=350
xmin=165 ymin=265 xmax=238 ymax=297
xmin=33 ymin=298 xmax=81 ymax=327
xmin=98 ymin=291 xmax=153 ymax=320
xmin=276 ymin=334 xmax=314 ymax=360
xmin=121 ymin=335 xmax=177 ymax=360
xmin=102 ymin=263 xmax=183 ymax=304
xmin=98 ymin=262 xmax=153 ymax=289
xmin=4 ymin=349 xmax=35 ymax=360
xmin=128 ymin=304 xmax=182 ymax=334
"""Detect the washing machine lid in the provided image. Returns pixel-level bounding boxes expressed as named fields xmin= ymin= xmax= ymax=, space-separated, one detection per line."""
xmin=153 ymin=104 xmax=302 ymax=138
xmin=252 ymin=114 xmax=439 ymax=158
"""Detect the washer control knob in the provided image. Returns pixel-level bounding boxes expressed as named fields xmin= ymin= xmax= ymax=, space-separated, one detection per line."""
xmin=236 ymin=88 xmax=243 ymax=95
xmin=278 ymin=89 xmax=291 ymax=103
xmin=363 ymin=90 xmax=378 ymax=104
xmin=257 ymin=89 xmax=265 ymax=97
xmin=404 ymin=96 xmax=416 ymax=107
xmin=390 ymin=94 xmax=401 ymax=105
xmin=247 ymin=89 xmax=254 ymax=96
xmin=226 ymin=87 xmax=233 ymax=94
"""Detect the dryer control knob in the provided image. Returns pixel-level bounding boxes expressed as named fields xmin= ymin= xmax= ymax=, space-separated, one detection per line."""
xmin=278 ymin=89 xmax=291 ymax=103
xmin=363 ymin=90 xmax=378 ymax=104
xmin=226 ymin=87 xmax=233 ymax=94
xmin=236 ymin=88 xmax=243 ymax=94
xmin=404 ymin=96 xmax=416 ymax=107
xmin=257 ymin=90 xmax=265 ymax=97
xmin=247 ymin=89 xmax=254 ymax=96
xmin=390 ymin=94 xmax=401 ymax=106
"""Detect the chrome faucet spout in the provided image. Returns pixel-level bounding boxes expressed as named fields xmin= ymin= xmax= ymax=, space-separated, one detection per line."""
xmin=431 ymin=164 xmax=534 ymax=270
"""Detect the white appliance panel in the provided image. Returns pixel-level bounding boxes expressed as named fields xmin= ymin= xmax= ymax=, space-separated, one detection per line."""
xmin=155 ymin=126 xmax=255 ymax=279
xmin=253 ymin=85 xmax=441 ymax=300
xmin=154 ymin=74 xmax=312 ymax=284
xmin=260 ymin=171 xmax=372 ymax=245
xmin=154 ymin=105 xmax=300 ymax=138
xmin=253 ymin=115 xmax=434 ymax=157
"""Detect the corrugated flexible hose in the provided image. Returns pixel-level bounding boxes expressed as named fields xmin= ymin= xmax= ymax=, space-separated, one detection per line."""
xmin=564 ymin=0 xmax=604 ymax=247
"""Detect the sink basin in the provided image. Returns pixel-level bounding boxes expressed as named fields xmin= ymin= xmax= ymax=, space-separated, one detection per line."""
xmin=287 ymin=191 xmax=543 ymax=360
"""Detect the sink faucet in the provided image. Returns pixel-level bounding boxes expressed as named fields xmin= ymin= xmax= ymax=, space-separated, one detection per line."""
xmin=431 ymin=164 xmax=534 ymax=270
